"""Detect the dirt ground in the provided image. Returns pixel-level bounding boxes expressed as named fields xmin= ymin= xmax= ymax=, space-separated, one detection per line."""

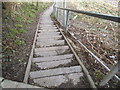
xmin=66 ymin=19 xmax=119 ymax=88
xmin=2 ymin=10 xmax=44 ymax=82
xmin=51 ymin=9 xmax=119 ymax=88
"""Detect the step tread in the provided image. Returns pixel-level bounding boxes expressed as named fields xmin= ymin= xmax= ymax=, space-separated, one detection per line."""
xmin=37 ymin=35 xmax=62 ymax=38
xmin=40 ymin=27 xmax=57 ymax=29
xmin=37 ymin=36 xmax=62 ymax=40
xmin=36 ymin=39 xmax=63 ymax=43
xmin=38 ymin=32 xmax=60 ymax=34
xmin=34 ymin=45 xmax=69 ymax=57
xmin=35 ymin=46 xmax=69 ymax=52
xmin=36 ymin=40 xmax=65 ymax=47
xmin=34 ymin=49 xmax=68 ymax=57
xmin=38 ymin=29 xmax=58 ymax=32
xmin=30 ymin=66 xmax=82 ymax=79
xmin=37 ymin=32 xmax=60 ymax=36
xmin=33 ymin=54 xmax=73 ymax=63
xmin=33 ymin=72 xmax=83 ymax=88
xmin=37 ymin=38 xmax=61 ymax=42
xmin=36 ymin=59 xmax=72 ymax=69
xmin=37 ymin=33 xmax=60 ymax=37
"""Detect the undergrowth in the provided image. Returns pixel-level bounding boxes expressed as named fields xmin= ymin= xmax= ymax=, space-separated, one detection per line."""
xmin=2 ymin=2 xmax=52 ymax=64
xmin=2 ymin=2 xmax=52 ymax=81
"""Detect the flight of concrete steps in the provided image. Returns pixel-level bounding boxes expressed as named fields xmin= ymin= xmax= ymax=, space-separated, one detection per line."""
xmin=29 ymin=6 xmax=85 ymax=88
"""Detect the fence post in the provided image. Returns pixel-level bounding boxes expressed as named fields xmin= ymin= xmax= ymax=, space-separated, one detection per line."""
xmin=53 ymin=0 xmax=56 ymax=17
xmin=65 ymin=10 xmax=69 ymax=33
xmin=63 ymin=0 xmax=67 ymax=32
xmin=56 ymin=8 xmax=58 ymax=19
xmin=54 ymin=8 xmax=57 ymax=19
xmin=53 ymin=6 xmax=55 ymax=16
xmin=100 ymin=62 xmax=120 ymax=86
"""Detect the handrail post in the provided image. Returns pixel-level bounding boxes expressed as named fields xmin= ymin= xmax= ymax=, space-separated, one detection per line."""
xmin=53 ymin=0 xmax=56 ymax=17
xmin=63 ymin=0 xmax=67 ymax=32
xmin=55 ymin=7 xmax=57 ymax=19
xmin=64 ymin=10 xmax=69 ymax=33
xmin=53 ymin=6 xmax=55 ymax=16
xmin=63 ymin=9 xmax=69 ymax=33
xmin=56 ymin=8 xmax=58 ymax=19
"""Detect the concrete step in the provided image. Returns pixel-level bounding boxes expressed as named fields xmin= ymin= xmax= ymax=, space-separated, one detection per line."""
xmin=33 ymin=72 xmax=83 ymax=88
xmin=37 ymin=33 xmax=60 ymax=37
xmin=40 ymin=20 xmax=53 ymax=22
xmin=38 ymin=29 xmax=59 ymax=33
xmin=40 ymin=19 xmax=53 ymax=23
xmin=1 ymin=79 xmax=41 ymax=88
xmin=30 ymin=66 xmax=82 ymax=79
xmin=33 ymin=54 xmax=73 ymax=63
xmin=38 ymin=32 xmax=60 ymax=35
xmin=34 ymin=46 xmax=69 ymax=57
xmin=34 ymin=49 xmax=69 ymax=57
xmin=36 ymin=40 xmax=65 ymax=47
xmin=40 ymin=22 xmax=54 ymax=24
xmin=35 ymin=59 xmax=72 ymax=69
xmin=36 ymin=39 xmax=61 ymax=43
xmin=40 ymin=26 xmax=57 ymax=28
xmin=40 ymin=23 xmax=54 ymax=25
xmin=29 ymin=6 xmax=86 ymax=88
xmin=38 ymin=29 xmax=58 ymax=32
xmin=37 ymin=35 xmax=62 ymax=40
xmin=40 ymin=25 xmax=56 ymax=27
xmin=40 ymin=26 xmax=56 ymax=28
xmin=37 ymin=38 xmax=61 ymax=42
xmin=40 ymin=27 xmax=57 ymax=30
xmin=35 ymin=46 xmax=69 ymax=52
xmin=40 ymin=24 xmax=54 ymax=26
xmin=37 ymin=36 xmax=62 ymax=40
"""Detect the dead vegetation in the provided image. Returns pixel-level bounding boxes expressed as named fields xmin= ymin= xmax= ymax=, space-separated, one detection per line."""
xmin=55 ymin=0 xmax=119 ymax=88
xmin=2 ymin=2 xmax=52 ymax=82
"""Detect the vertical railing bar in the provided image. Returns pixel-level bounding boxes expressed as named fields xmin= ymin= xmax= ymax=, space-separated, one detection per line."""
xmin=56 ymin=8 xmax=58 ymax=19
xmin=100 ymin=62 xmax=120 ymax=86
xmin=65 ymin=10 xmax=69 ymax=33
xmin=55 ymin=8 xmax=57 ymax=18
xmin=53 ymin=6 xmax=120 ymax=86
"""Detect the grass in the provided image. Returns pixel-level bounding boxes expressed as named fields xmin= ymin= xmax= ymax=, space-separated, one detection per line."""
xmin=14 ymin=39 xmax=25 ymax=45
xmin=15 ymin=24 xmax=23 ymax=28
xmin=3 ymin=2 xmax=52 ymax=46
xmin=27 ymin=20 xmax=33 ymax=24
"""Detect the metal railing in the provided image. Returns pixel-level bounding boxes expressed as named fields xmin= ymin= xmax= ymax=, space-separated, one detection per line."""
xmin=53 ymin=5 xmax=120 ymax=86
xmin=53 ymin=6 xmax=120 ymax=30
xmin=55 ymin=7 xmax=120 ymax=23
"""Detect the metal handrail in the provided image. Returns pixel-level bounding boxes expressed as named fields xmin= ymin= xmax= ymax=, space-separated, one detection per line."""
xmin=53 ymin=5 xmax=120 ymax=84
xmin=54 ymin=6 xmax=120 ymax=23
